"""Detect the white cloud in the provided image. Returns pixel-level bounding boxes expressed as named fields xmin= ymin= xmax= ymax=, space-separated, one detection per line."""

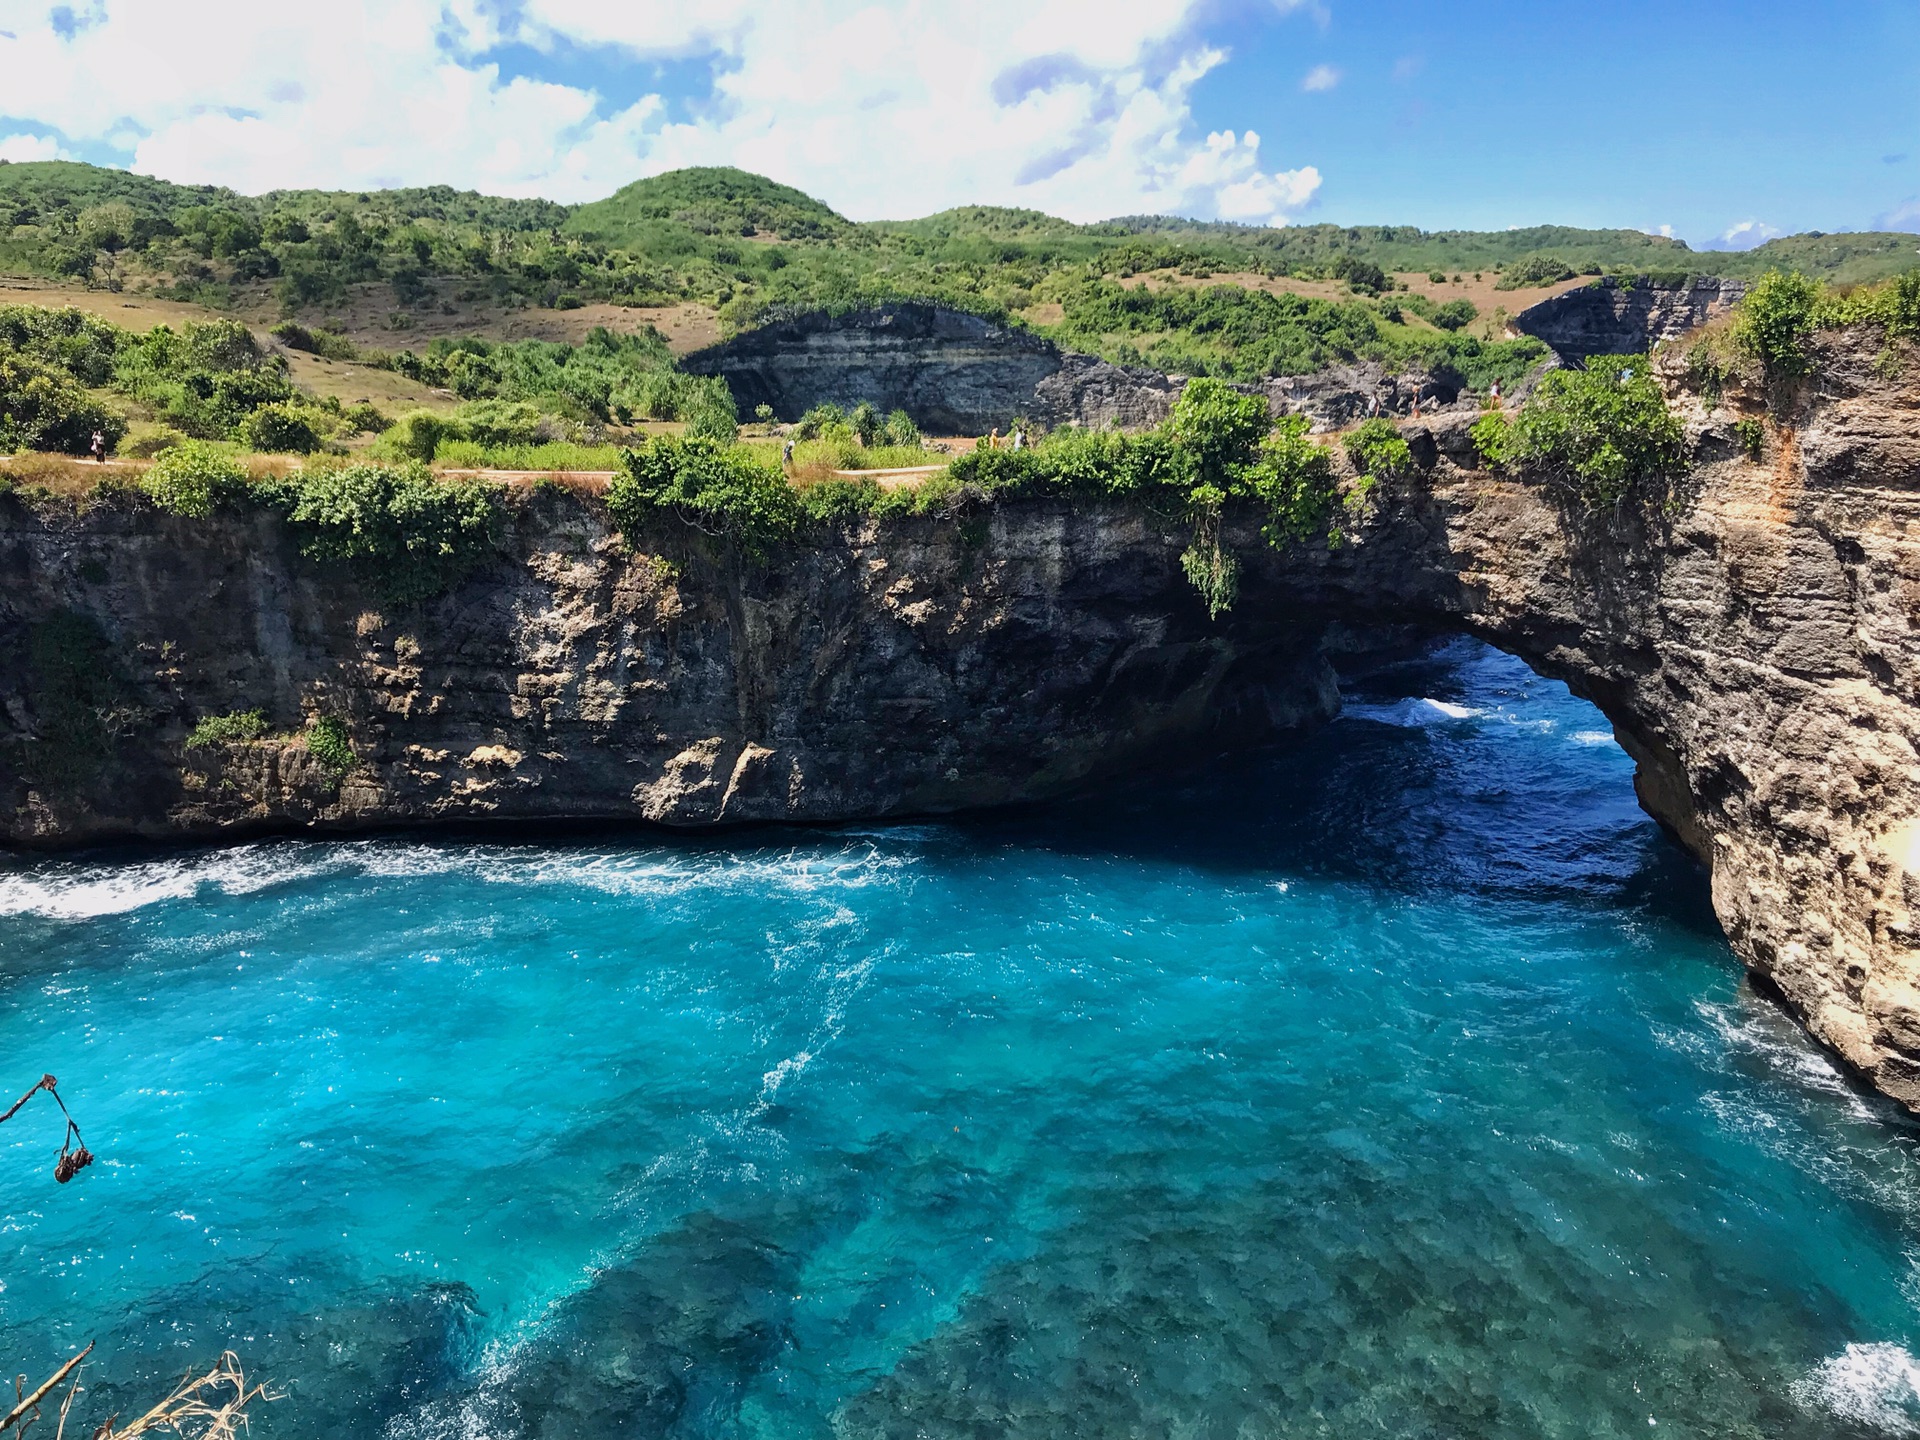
xmin=1649 ymin=223 xmax=1675 ymax=238
xmin=1301 ymin=64 xmax=1341 ymax=93
xmin=1874 ymin=198 xmax=1920 ymax=233
xmin=0 ymin=134 xmax=65 ymax=163
xmin=0 ymin=0 xmax=1323 ymax=226
xmin=1701 ymin=219 xmax=1783 ymax=251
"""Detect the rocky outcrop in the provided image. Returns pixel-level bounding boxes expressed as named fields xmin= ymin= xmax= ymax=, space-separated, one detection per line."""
xmin=0 ymin=493 xmax=1335 ymax=841
xmin=1513 ymin=276 xmax=1749 ymax=364
xmin=682 ymin=303 xmax=1180 ymax=432
xmin=4 ymin=326 xmax=1919 ymax=1113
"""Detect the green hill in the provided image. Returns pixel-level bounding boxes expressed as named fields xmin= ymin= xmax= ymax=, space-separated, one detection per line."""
xmin=565 ymin=166 xmax=848 ymax=243
xmin=2 ymin=159 xmax=1915 ymax=385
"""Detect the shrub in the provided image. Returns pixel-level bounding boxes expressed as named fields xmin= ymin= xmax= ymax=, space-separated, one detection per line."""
xmin=1343 ymin=418 xmax=1414 ymax=484
xmin=0 ymin=350 xmax=126 ymax=455
xmin=120 ymin=422 xmax=189 ymax=459
xmin=269 ymin=321 xmax=357 ymax=361
xmin=342 ymin=402 xmax=388 ymax=434
xmin=1496 ymin=255 xmax=1575 ymax=290
xmin=305 ymin=716 xmax=354 ymax=775
xmin=1732 ymin=416 xmax=1766 ymax=462
xmin=1473 ymin=353 xmax=1685 ymax=507
xmin=453 ymin=399 xmax=544 ymax=447
xmin=681 ymin=383 xmax=739 ymax=444
xmin=239 ymin=402 xmax=323 ymax=454
xmin=141 ymin=442 xmax=248 ymax=517
xmin=1889 ymin=270 xmax=1920 ymax=342
xmin=609 ymin=435 xmax=800 ymax=559
xmin=849 ymin=401 xmax=881 ymax=446
xmin=792 ymin=403 xmax=847 ymax=441
xmin=380 ymin=409 xmax=464 ymax=462
xmin=1731 ymin=270 xmax=1822 ymax=380
xmin=1431 ymin=299 xmax=1478 ymax=332
xmin=186 ymin=709 xmax=267 ymax=749
xmin=753 ymin=403 xmax=775 ymax=424
xmin=1332 ymin=254 xmax=1388 ymax=295
xmin=882 ymin=409 xmax=920 ymax=447
xmin=284 ymin=462 xmax=501 ymax=602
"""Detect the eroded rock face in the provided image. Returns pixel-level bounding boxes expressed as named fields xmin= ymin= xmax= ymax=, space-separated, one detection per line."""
xmin=1513 ymin=277 xmax=1749 ymax=365
xmin=1254 ymin=327 xmax=1920 ymax=1108
xmin=682 ymin=303 xmax=1180 ymax=432
xmin=3 ymin=328 xmax=1918 ymax=1110
xmin=0 ymin=494 xmax=1335 ymax=844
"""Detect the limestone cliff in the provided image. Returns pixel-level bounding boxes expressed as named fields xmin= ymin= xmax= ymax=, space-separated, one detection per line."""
xmin=1513 ymin=277 xmax=1749 ymax=364
xmin=681 ymin=303 xmax=1181 ymax=432
xmin=3 ymin=327 xmax=1919 ymax=1112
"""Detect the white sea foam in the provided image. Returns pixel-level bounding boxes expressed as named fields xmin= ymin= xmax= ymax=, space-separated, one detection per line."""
xmin=0 ymin=835 xmax=918 ymax=924
xmin=1792 ymin=1343 xmax=1920 ymax=1436
xmin=1343 ymin=697 xmax=1485 ymax=729
xmin=1571 ymin=730 xmax=1619 ymax=747
xmin=0 ymin=844 xmax=347 ymax=920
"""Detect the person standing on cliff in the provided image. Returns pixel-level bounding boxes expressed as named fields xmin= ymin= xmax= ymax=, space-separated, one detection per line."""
xmin=89 ymin=430 xmax=105 ymax=462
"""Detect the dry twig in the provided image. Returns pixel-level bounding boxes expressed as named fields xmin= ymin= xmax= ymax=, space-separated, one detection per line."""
xmin=2 ymin=1350 xmax=271 ymax=1440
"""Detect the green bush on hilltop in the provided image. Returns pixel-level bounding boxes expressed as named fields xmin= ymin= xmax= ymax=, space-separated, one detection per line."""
xmin=610 ymin=434 xmax=801 ymax=560
xmin=139 ymin=441 xmax=248 ymax=516
xmin=1496 ymin=254 xmax=1576 ymax=290
xmin=1731 ymin=270 xmax=1823 ymax=380
xmin=283 ymin=462 xmax=501 ymax=602
xmin=1472 ymin=353 xmax=1685 ymax=507
xmin=0 ymin=348 xmax=125 ymax=454
xmin=238 ymin=401 xmax=323 ymax=454
xmin=1343 ymin=418 xmax=1415 ymax=486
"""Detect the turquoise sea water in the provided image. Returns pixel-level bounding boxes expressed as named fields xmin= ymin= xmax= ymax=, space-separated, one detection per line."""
xmin=5 ymin=640 xmax=1920 ymax=1438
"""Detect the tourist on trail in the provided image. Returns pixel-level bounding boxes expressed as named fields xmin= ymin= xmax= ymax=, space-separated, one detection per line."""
xmin=1489 ymin=380 xmax=1501 ymax=404
xmin=782 ymin=438 xmax=795 ymax=471
xmin=1011 ymin=427 xmax=1025 ymax=451
xmin=89 ymin=430 xmax=105 ymax=463
xmin=1367 ymin=395 xmax=1380 ymax=418
xmin=989 ymin=428 xmax=1001 ymax=450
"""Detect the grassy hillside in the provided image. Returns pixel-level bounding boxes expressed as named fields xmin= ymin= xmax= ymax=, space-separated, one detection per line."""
xmin=565 ymin=166 xmax=848 ymax=242
xmin=2 ymin=160 xmax=1914 ymax=389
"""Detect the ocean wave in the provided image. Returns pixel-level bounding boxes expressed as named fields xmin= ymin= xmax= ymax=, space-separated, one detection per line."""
xmin=0 ymin=844 xmax=349 ymax=920
xmin=1342 ymin=697 xmax=1485 ymax=729
xmin=1792 ymin=1343 xmax=1920 ymax=1436
xmin=0 ymin=836 xmax=919 ymax=923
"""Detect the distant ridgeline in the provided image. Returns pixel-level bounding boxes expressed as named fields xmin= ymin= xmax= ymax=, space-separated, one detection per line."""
xmin=1 ymin=159 xmax=1917 ymax=388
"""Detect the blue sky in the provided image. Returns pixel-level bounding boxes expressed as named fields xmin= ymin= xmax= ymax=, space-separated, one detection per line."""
xmin=1 ymin=0 xmax=1915 ymax=248
xmin=1177 ymin=0 xmax=1920 ymax=243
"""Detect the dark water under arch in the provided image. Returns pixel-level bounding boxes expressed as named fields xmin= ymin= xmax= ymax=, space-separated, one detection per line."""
xmin=3 ymin=638 xmax=1919 ymax=1438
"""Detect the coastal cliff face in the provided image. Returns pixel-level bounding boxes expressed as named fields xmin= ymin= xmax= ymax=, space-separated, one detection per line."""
xmin=0 ymin=490 xmax=1335 ymax=842
xmin=4 ymin=329 xmax=1919 ymax=1109
xmin=1513 ymin=277 xmax=1750 ymax=364
xmin=682 ymin=303 xmax=1181 ymax=432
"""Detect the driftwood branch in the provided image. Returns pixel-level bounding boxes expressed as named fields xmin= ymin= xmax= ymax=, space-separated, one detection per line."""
xmin=0 ymin=1078 xmax=57 ymax=1129
xmin=1 ymin=1350 xmax=269 ymax=1440
xmin=0 ymin=1344 xmax=93 ymax=1436
xmin=1 ymin=1076 xmax=94 ymax=1184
